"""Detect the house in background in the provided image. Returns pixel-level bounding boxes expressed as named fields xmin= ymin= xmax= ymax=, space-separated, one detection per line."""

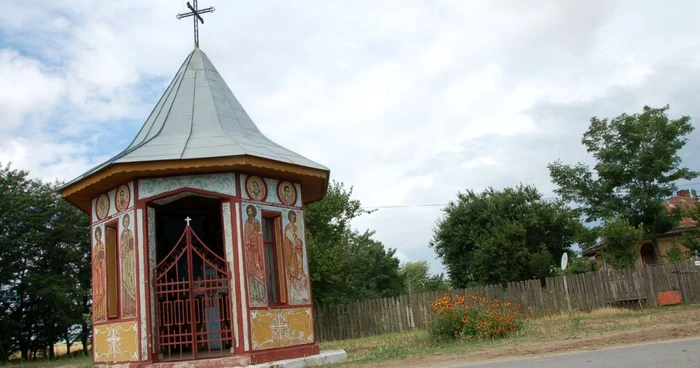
xmin=583 ymin=190 xmax=698 ymax=271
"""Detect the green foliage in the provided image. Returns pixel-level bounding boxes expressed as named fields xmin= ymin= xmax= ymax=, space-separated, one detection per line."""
xmin=399 ymin=261 xmax=450 ymax=293
xmin=664 ymin=242 xmax=687 ymax=262
xmin=0 ymin=162 xmax=91 ymax=361
xmin=427 ymin=294 xmax=525 ymax=342
xmin=548 ymin=105 xmax=698 ymax=240
xmin=528 ymin=248 xmax=554 ymax=281
xmin=567 ymin=256 xmax=597 ymax=275
xmin=430 ymin=184 xmax=583 ymax=287
xmin=599 ymin=217 xmax=643 ymax=269
xmin=305 ymin=181 xmax=405 ymax=308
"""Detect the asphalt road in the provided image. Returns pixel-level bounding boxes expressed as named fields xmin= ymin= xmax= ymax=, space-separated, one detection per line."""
xmin=459 ymin=337 xmax=700 ymax=368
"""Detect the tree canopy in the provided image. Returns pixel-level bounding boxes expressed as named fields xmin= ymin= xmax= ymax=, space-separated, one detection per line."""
xmin=398 ymin=261 xmax=450 ymax=293
xmin=304 ymin=181 xmax=405 ymax=308
xmin=548 ymin=105 xmax=698 ymax=239
xmin=0 ymin=163 xmax=91 ymax=362
xmin=430 ymin=184 xmax=584 ymax=287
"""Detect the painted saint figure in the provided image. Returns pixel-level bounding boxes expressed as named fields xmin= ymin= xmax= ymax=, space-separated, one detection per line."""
xmin=244 ymin=205 xmax=267 ymax=306
xmin=246 ymin=176 xmax=266 ymax=201
xmin=284 ymin=210 xmax=310 ymax=305
xmin=92 ymin=226 xmax=107 ymax=322
xmin=279 ymin=183 xmax=296 ymax=206
xmin=120 ymin=213 xmax=137 ymax=317
xmin=116 ymin=185 xmax=130 ymax=212
xmin=96 ymin=194 xmax=109 ymax=220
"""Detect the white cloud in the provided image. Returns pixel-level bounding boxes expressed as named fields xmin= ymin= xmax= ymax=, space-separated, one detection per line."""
xmin=0 ymin=50 xmax=64 ymax=132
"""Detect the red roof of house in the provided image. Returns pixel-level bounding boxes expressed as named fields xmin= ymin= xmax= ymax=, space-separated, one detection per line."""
xmin=662 ymin=191 xmax=697 ymax=228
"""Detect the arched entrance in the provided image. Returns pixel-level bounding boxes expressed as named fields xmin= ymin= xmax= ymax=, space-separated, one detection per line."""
xmin=152 ymin=193 xmax=234 ymax=361
xmin=640 ymin=243 xmax=657 ymax=266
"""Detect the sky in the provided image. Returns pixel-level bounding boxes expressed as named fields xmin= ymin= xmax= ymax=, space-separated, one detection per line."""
xmin=3 ymin=0 xmax=700 ymax=275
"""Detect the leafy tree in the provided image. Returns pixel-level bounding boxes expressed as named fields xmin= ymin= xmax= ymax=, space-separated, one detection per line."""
xmin=430 ymin=184 xmax=584 ymax=287
xmin=599 ymin=217 xmax=643 ymax=269
xmin=399 ymin=261 xmax=450 ymax=293
xmin=305 ymin=181 xmax=405 ymax=308
xmin=0 ymin=163 xmax=90 ymax=361
xmin=548 ymin=105 xmax=698 ymax=257
xmin=528 ymin=247 xmax=554 ymax=281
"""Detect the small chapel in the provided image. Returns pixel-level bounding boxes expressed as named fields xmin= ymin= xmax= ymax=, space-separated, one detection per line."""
xmin=60 ymin=3 xmax=330 ymax=367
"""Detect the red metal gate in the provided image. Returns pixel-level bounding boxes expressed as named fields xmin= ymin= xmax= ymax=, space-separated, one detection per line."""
xmin=154 ymin=219 xmax=234 ymax=361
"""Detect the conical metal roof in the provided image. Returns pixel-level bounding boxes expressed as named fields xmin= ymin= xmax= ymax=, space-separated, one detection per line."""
xmin=66 ymin=48 xmax=327 ymax=186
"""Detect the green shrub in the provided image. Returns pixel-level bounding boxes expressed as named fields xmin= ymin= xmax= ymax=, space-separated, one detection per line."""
xmin=665 ymin=242 xmax=688 ymax=262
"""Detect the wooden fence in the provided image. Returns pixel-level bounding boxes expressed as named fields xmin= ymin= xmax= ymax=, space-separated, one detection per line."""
xmin=313 ymin=260 xmax=700 ymax=342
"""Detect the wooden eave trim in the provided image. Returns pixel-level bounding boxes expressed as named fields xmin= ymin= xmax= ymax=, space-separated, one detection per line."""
xmin=60 ymin=156 xmax=328 ymax=198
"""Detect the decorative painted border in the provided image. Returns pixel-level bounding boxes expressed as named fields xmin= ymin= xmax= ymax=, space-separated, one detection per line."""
xmin=147 ymin=207 xmax=157 ymax=354
xmin=222 ymin=202 xmax=239 ymax=348
xmin=138 ymin=173 xmax=236 ymax=200
xmin=152 ymin=191 xmax=218 ymax=206
xmin=136 ymin=209 xmax=147 ymax=361
xmin=235 ymin=202 xmax=250 ymax=351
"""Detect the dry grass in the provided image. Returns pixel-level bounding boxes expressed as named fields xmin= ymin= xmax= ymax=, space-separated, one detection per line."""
xmin=525 ymin=304 xmax=700 ymax=339
xmin=2 ymin=356 xmax=92 ymax=368
xmin=7 ymin=343 xmax=88 ymax=361
xmin=319 ymin=303 xmax=700 ymax=366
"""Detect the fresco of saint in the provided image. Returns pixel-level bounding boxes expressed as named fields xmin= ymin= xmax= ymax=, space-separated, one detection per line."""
xmin=278 ymin=182 xmax=296 ymax=206
xmin=244 ymin=205 xmax=267 ymax=306
xmin=284 ymin=210 xmax=310 ymax=305
xmin=116 ymin=185 xmax=130 ymax=212
xmin=96 ymin=194 xmax=109 ymax=220
xmin=92 ymin=226 xmax=107 ymax=322
xmin=120 ymin=213 xmax=137 ymax=317
xmin=246 ymin=176 xmax=266 ymax=201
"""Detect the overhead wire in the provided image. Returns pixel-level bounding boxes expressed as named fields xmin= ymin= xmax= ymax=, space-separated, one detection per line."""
xmin=361 ymin=182 xmax=700 ymax=210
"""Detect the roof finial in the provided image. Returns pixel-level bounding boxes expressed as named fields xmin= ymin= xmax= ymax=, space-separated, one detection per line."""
xmin=176 ymin=0 xmax=215 ymax=49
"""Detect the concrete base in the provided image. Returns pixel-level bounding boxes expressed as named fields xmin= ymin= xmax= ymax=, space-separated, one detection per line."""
xmin=244 ymin=350 xmax=348 ymax=368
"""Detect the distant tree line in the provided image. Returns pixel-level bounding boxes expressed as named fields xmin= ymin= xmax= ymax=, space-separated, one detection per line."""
xmin=0 ymin=163 xmax=91 ymax=362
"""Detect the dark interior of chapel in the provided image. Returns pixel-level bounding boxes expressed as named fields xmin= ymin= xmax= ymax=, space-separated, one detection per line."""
xmin=152 ymin=194 xmax=233 ymax=360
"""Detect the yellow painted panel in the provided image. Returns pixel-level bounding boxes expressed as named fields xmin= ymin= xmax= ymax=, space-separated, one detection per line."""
xmin=93 ymin=321 xmax=139 ymax=363
xmin=250 ymin=307 xmax=314 ymax=350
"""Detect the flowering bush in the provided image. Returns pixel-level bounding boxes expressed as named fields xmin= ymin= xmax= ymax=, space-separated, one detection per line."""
xmin=426 ymin=294 xmax=526 ymax=341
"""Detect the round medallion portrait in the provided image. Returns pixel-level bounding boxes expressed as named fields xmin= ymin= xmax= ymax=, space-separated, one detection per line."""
xmin=96 ymin=194 xmax=110 ymax=220
xmin=245 ymin=176 xmax=267 ymax=201
xmin=277 ymin=181 xmax=297 ymax=206
xmin=116 ymin=184 xmax=131 ymax=212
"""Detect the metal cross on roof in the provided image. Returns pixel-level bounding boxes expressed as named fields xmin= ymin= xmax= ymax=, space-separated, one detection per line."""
xmin=185 ymin=216 xmax=192 ymax=226
xmin=176 ymin=0 xmax=215 ymax=48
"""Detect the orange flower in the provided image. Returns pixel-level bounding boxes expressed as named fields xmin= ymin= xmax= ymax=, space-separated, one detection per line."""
xmin=461 ymin=316 xmax=468 ymax=323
